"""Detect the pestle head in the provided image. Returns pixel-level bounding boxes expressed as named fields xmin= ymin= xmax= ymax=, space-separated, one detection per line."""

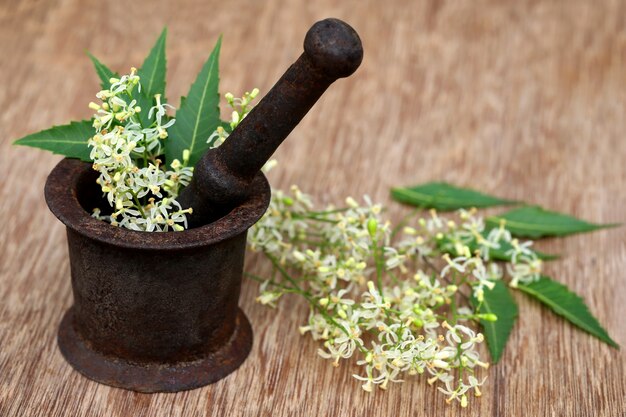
xmin=304 ymin=18 xmax=363 ymax=79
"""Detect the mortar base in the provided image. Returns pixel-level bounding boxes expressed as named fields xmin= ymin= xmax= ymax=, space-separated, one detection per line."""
xmin=57 ymin=307 xmax=253 ymax=393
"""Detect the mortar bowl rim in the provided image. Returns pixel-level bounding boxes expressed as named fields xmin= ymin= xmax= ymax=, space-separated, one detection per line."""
xmin=44 ymin=158 xmax=271 ymax=251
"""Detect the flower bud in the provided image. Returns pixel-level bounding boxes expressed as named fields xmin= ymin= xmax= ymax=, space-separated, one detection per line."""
xmin=432 ymin=359 xmax=448 ymax=369
xmin=345 ymin=196 xmax=358 ymax=208
xmin=367 ymin=218 xmax=378 ymax=238
xmin=403 ymin=226 xmax=416 ymax=235
xmin=477 ymin=313 xmax=498 ymax=322
xmin=171 ymin=159 xmax=181 ymax=169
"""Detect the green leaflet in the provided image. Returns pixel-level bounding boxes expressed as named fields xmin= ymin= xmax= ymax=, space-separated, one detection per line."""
xmin=166 ymin=37 xmax=222 ymax=166
xmin=88 ymin=53 xmax=119 ymax=90
xmin=471 ymin=280 xmax=519 ymax=362
xmin=14 ymin=120 xmax=94 ymax=161
xmin=517 ymin=276 xmax=618 ymax=348
xmin=391 ymin=182 xmax=517 ymax=211
xmin=486 ymin=206 xmax=618 ymax=238
xmin=137 ymin=28 xmax=167 ymax=101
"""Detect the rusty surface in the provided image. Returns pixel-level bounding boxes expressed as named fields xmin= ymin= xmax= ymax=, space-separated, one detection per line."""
xmin=178 ymin=18 xmax=363 ymax=227
xmin=45 ymin=158 xmax=269 ymax=392
xmin=58 ymin=308 xmax=253 ymax=393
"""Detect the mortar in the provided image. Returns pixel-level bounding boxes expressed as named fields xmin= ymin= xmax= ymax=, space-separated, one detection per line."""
xmin=45 ymin=18 xmax=362 ymax=393
xmin=46 ymin=160 xmax=269 ymax=392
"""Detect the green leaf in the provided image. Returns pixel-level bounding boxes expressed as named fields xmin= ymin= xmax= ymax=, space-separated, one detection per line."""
xmin=391 ymin=182 xmax=517 ymax=211
xmin=166 ymin=37 xmax=222 ymax=165
xmin=137 ymin=28 xmax=167 ymax=100
xmin=14 ymin=120 xmax=94 ymax=161
xmin=88 ymin=53 xmax=119 ymax=90
xmin=517 ymin=276 xmax=618 ymax=348
xmin=471 ymin=280 xmax=519 ymax=362
xmin=486 ymin=206 xmax=617 ymax=238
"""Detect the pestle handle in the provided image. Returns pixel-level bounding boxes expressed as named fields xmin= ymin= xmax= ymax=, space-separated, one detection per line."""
xmin=216 ymin=18 xmax=363 ymax=179
xmin=178 ymin=18 xmax=363 ymax=227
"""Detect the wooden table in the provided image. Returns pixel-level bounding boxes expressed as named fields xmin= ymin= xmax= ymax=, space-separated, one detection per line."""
xmin=1 ymin=1 xmax=624 ymax=415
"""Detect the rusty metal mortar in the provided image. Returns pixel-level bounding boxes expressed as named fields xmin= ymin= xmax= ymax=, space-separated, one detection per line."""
xmin=44 ymin=18 xmax=363 ymax=392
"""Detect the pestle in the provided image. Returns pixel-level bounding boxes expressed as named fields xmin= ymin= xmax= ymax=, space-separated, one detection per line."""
xmin=177 ymin=18 xmax=363 ymax=228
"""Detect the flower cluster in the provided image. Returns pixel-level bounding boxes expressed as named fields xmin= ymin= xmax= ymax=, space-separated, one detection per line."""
xmin=88 ymin=69 xmax=192 ymax=231
xmin=248 ymin=186 xmax=543 ymax=406
xmin=88 ymin=72 xmax=260 ymax=232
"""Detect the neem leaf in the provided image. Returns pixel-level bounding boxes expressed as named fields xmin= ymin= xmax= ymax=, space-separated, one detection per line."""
xmin=166 ymin=37 xmax=222 ymax=165
xmin=486 ymin=206 xmax=618 ymax=238
xmin=138 ymin=28 xmax=167 ymax=100
xmin=88 ymin=53 xmax=119 ymax=90
xmin=517 ymin=276 xmax=618 ymax=348
xmin=14 ymin=120 xmax=94 ymax=161
xmin=471 ymin=280 xmax=519 ymax=362
xmin=391 ymin=182 xmax=517 ymax=211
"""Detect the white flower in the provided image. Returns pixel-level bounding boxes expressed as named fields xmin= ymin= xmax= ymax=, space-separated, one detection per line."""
xmin=148 ymin=93 xmax=175 ymax=125
xmin=361 ymin=281 xmax=391 ymax=319
xmin=440 ymin=253 xmax=468 ymax=277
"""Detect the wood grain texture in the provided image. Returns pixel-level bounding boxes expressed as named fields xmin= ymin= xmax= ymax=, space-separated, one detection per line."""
xmin=1 ymin=0 xmax=625 ymax=416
